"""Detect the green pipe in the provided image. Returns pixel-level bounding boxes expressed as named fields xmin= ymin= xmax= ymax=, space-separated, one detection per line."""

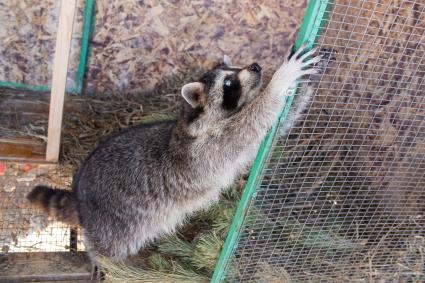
xmin=0 ymin=81 xmax=50 ymax=92
xmin=74 ymin=0 xmax=96 ymax=94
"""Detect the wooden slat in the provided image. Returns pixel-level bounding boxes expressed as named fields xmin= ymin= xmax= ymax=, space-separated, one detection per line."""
xmin=46 ymin=0 xmax=77 ymax=162
xmin=1 ymin=99 xmax=49 ymax=114
xmin=0 ymin=139 xmax=46 ymax=162
xmin=0 ymin=252 xmax=91 ymax=282
xmin=0 ymin=113 xmax=48 ymax=131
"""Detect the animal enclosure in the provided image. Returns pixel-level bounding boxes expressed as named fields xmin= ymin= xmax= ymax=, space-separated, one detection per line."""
xmin=213 ymin=0 xmax=425 ymax=282
xmin=0 ymin=1 xmax=308 ymax=281
xmin=1 ymin=0 xmax=424 ymax=281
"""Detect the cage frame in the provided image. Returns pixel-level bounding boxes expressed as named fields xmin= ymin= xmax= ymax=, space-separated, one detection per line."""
xmin=211 ymin=0 xmax=332 ymax=281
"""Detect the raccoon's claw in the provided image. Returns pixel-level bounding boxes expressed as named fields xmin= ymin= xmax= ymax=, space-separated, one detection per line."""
xmin=293 ymin=44 xmax=321 ymax=76
xmin=288 ymin=41 xmax=312 ymax=61
xmin=271 ymin=44 xmax=321 ymax=97
xmin=293 ymin=45 xmax=337 ymax=74
xmin=299 ymin=47 xmax=319 ymax=62
xmin=288 ymin=44 xmax=337 ymax=67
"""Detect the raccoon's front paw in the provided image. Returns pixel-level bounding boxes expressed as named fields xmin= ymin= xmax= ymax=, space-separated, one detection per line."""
xmin=285 ymin=43 xmax=321 ymax=79
xmin=271 ymin=43 xmax=321 ymax=97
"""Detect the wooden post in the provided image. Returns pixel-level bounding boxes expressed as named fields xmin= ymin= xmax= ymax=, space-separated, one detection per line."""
xmin=46 ymin=0 xmax=77 ymax=162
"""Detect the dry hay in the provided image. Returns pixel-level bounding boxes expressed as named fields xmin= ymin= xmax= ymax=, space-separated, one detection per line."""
xmin=0 ymin=57 xmax=204 ymax=167
xmin=60 ymin=58 xmax=208 ymax=167
xmin=229 ymin=0 xmax=425 ymax=282
xmin=0 ymin=0 xmax=86 ymax=89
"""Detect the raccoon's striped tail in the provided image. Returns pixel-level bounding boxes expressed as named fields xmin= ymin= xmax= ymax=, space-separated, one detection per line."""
xmin=27 ymin=186 xmax=80 ymax=226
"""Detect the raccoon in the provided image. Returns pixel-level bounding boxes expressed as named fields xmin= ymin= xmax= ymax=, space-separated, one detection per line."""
xmin=28 ymin=44 xmax=322 ymax=267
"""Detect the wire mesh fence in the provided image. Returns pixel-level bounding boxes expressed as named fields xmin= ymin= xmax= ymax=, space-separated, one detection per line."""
xmin=0 ymin=164 xmax=82 ymax=253
xmin=215 ymin=0 xmax=425 ymax=282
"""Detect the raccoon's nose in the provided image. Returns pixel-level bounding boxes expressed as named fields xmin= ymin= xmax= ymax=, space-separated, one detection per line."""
xmin=248 ymin=63 xmax=262 ymax=73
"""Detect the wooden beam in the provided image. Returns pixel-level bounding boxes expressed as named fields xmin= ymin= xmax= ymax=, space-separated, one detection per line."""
xmin=46 ymin=0 xmax=77 ymax=162
xmin=0 ymin=138 xmax=46 ymax=162
xmin=0 ymin=252 xmax=91 ymax=282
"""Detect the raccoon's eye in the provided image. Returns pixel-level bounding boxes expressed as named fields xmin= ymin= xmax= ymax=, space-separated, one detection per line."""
xmin=222 ymin=76 xmax=241 ymax=110
xmin=224 ymin=78 xmax=232 ymax=88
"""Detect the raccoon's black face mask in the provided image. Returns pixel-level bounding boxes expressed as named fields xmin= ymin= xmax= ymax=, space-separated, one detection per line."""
xmin=181 ymin=58 xmax=263 ymax=120
xmin=221 ymin=73 xmax=242 ymax=110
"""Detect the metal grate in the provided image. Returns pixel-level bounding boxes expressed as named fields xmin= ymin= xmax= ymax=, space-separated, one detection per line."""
xmin=0 ymin=164 xmax=82 ymax=253
xmin=214 ymin=0 xmax=425 ymax=282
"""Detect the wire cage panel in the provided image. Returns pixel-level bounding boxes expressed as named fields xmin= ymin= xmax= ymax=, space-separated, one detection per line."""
xmin=0 ymin=164 xmax=85 ymax=254
xmin=214 ymin=0 xmax=425 ymax=282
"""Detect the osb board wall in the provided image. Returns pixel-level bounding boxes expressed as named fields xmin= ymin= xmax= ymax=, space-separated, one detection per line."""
xmin=0 ymin=0 xmax=86 ymax=89
xmin=86 ymin=0 xmax=308 ymax=94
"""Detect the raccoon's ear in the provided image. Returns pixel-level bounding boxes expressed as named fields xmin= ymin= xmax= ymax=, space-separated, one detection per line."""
xmin=181 ymin=82 xmax=205 ymax=108
xmin=223 ymin=55 xmax=232 ymax=67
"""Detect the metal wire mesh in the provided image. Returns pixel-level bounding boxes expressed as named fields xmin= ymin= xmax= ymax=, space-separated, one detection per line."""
xmin=221 ymin=0 xmax=425 ymax=282
xmin=0 ymin=164 xmax=84 ymax=253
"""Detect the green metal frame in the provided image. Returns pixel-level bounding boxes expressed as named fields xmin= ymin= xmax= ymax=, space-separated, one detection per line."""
xmin=74 ymin=0 xmax=96 ymax=94
xmin=0 ymin=0 xmax=96 ymax=94
xmin=211 ymin=1 xmax=332 ymax=282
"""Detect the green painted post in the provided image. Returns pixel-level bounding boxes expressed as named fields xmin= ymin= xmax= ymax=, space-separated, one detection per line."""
xmin=74 ymin=0 xmax=96 ymax=94
xmin=210 ymin=1 xmax=332 ymax=282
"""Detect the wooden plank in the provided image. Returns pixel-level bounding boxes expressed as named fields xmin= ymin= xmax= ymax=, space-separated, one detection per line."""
xmin=0 ymin=113 xmax=48 ymax=131
xmin=1 ymin=99 xmax=49 ymax=114
xmin=0 ymin=139 xmax=46 ymax=162
xmin=0 ymin=273 xmax=91 ymax=283
xmin=0 ymin=252 xmax=91 ymax=282
xmin=46 ymin=0 xmax=77 ymax=162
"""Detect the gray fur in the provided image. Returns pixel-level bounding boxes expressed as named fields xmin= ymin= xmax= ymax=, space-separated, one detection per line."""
xmin=279 ymin=86 xmax=315 ymax=136
xmin=28 ymin=44 xmax=322 ymax=266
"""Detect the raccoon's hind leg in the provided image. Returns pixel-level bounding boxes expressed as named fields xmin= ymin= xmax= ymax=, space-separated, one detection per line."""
xmin=83 ymin=239 xmax=105 ymax=282
xmin=90 ymin=264 xmax=104 ymax=282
